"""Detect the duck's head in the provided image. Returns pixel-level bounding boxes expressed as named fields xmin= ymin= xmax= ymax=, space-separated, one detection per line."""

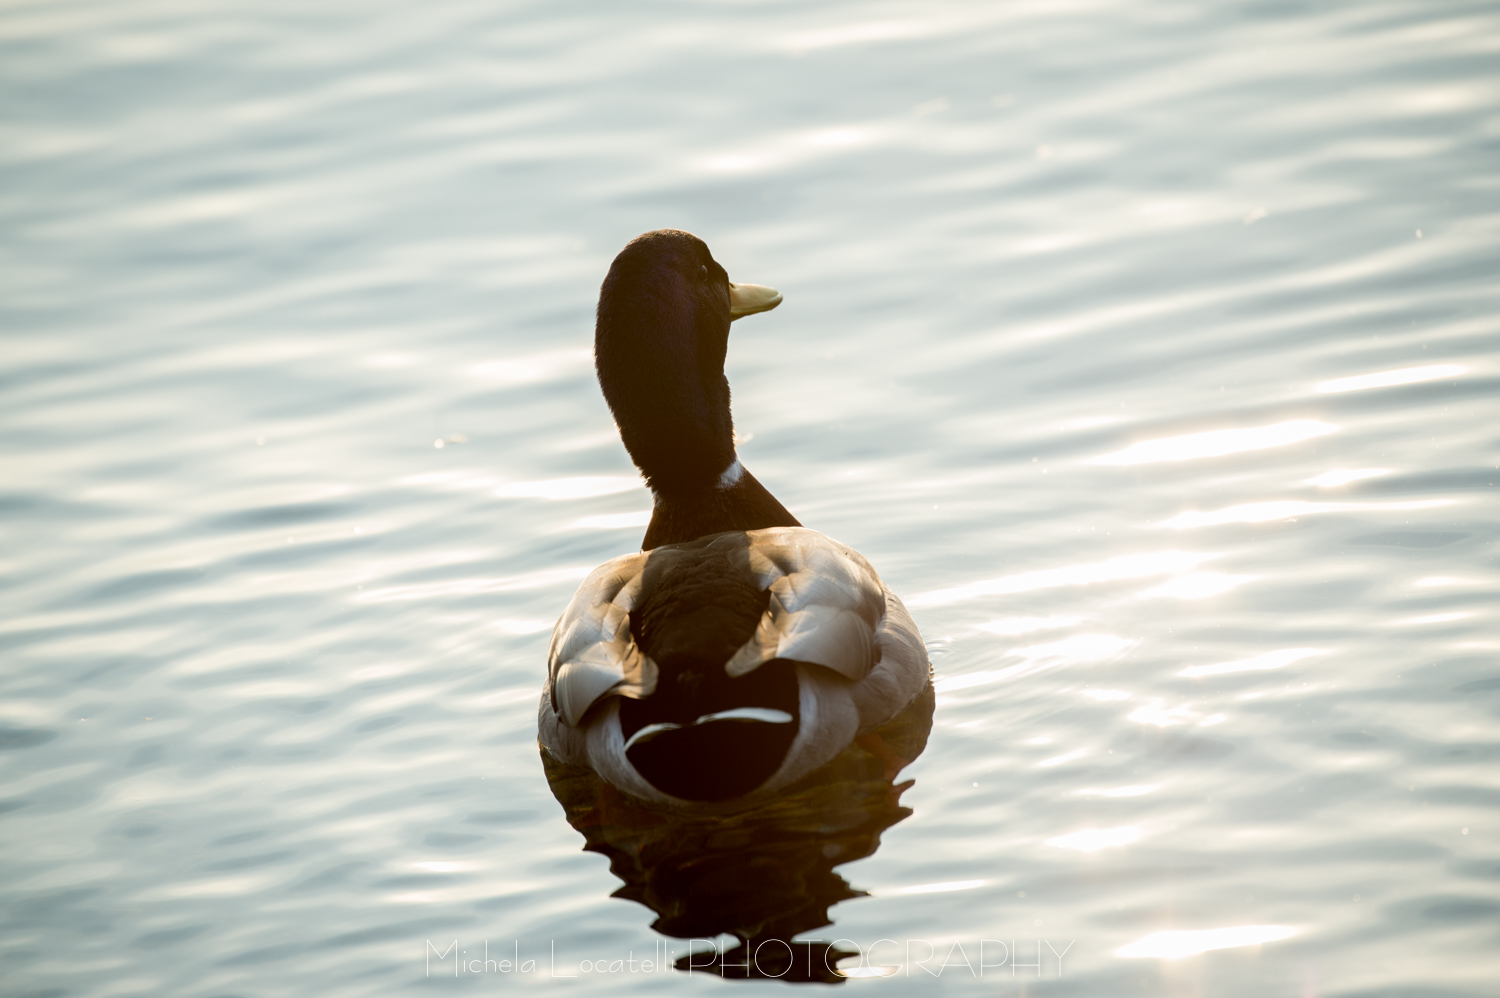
xmin=595 ymin=229 xmax=781 ymax=495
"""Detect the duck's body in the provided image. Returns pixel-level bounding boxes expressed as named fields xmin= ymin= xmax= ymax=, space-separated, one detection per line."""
xmin=538 ymin=229 xmax=929 ymax=806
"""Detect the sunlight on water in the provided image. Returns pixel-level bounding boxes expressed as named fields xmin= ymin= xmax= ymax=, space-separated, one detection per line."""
xmin=1137 ymin=572 xmax=1253 ymax=600
xmin=1316 ymin=363 xmax=1469 ymax=393
xmin=909 ymin=552 xmax=1215 ymax=607
xmin=1178 ymin=648 xmax=1328 ymax=678
xmin=2 ymin=0 xmax=1497 ymax=994
xmin=880 ymin=879 xmax=987 ymax=896
xmin=1091 ymin=421 xmax=1338 ymax=466
xmin=565 ymin=510 xmax=653 ymax=531
xmin=1047 ymin=826 xmax=1145 ymax=852
xmin=1164 ymin=498 xmax=1457 ymax=529
xmin=1304 ymin=467 xmax=1390 ymax=487
xmin=1116 ymin=925 xmax=1299 ymax=960
xmin=492 ymin=476 xmax=644 ymax=500
xmin=1075 ymin=784 xmax=1161 ymax=798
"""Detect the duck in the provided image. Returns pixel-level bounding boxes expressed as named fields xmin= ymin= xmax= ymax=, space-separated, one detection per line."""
xmin=538 ymin=229 xmax=931 ymax=806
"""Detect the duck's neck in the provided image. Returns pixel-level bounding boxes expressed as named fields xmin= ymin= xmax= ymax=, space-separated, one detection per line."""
xmin=642 ymin=457 xmax=800 ymax=550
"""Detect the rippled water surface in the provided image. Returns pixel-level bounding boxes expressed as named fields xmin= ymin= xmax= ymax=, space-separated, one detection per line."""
xmin=4 ymin=0 xmax=1498 ymax=994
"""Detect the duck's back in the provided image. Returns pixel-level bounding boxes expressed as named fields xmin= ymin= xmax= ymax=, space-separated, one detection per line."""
xmin=539 ymin=528 xmax=930 ymax=804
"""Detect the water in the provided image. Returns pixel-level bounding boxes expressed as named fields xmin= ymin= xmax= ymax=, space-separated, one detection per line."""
xmin=2 ymin=0 xmax=1497 ymax=993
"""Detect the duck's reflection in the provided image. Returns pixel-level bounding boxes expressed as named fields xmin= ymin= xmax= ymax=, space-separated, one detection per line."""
xmin=541 ymin=681 xmax=934 ymax=983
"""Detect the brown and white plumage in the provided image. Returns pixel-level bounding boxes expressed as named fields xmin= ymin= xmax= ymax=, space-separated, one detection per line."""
xmin=537 ymin=229 xmax=930 ymax=806
xmin=539 ymin=528 xmax=929 ymax=805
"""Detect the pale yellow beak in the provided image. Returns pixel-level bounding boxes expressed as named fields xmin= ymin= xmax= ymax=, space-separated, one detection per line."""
xmin=728 ymin=282 xmax=782 ymax=320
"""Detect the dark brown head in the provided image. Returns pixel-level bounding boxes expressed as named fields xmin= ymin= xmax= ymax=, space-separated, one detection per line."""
xmin=594 ymin=229 xmax=780 ymax=495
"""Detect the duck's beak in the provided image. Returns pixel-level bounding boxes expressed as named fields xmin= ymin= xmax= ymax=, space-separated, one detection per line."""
xmin=728 ymin=283 xmax=782 ymax=321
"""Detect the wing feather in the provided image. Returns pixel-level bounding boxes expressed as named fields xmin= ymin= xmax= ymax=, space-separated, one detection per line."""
xmin=724 ymin=528 xmax=887 ymax=682
xmin=547 ymin=552 xmax=657 ymax=727
xmin=770 ymin=605 xmax=873 ymax=681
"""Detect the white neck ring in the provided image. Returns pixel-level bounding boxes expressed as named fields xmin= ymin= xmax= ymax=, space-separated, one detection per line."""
xmin=716 ymin=458 xmax=745 ymax=489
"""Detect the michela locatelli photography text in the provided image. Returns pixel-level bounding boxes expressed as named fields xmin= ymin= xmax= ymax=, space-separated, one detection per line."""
xmin=426 ymin=938 xmax=1075 ymax=981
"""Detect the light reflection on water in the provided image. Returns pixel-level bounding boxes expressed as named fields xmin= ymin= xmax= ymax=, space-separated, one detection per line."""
xmin=2 ymin=0 xmax=1498 ymax=994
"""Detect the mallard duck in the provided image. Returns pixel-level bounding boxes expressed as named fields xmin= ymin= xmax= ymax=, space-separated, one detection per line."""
xmin=538 ymin=229 xmax=930 ymax=805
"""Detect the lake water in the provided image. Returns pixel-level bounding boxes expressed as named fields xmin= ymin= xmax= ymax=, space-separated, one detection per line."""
xmin=3 ymin=0 xmax=1497 ymax=994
